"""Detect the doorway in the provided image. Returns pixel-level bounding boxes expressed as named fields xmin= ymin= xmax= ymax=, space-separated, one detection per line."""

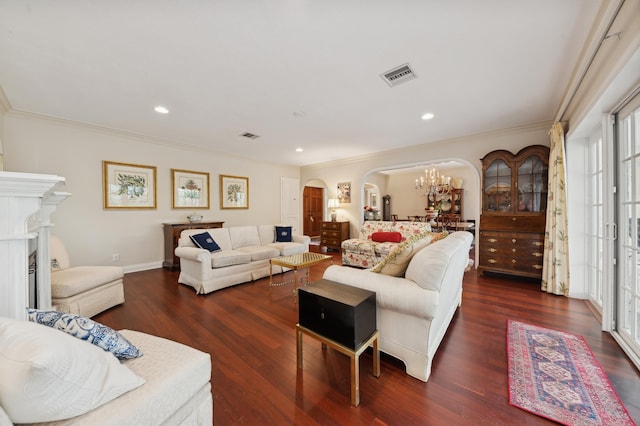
xmin=616 ymin=92 xmax=640 ymax=364
xmin=303 ymin=186 xmax=324 ymax=237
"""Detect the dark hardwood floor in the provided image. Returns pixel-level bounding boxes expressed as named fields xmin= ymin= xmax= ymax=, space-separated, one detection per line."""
xmin=94 ymin=249 xmax=640 ymax=425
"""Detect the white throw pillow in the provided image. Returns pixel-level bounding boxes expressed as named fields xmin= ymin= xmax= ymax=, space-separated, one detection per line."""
xmin=371 ymin=231 xmax=448 ymax=277
xmin=0 ymin=317 xmax=145 ymax=423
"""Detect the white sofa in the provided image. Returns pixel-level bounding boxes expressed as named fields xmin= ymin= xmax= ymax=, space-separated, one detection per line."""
xmin=0 ymin=320 xmax=212 ymax=425
xmin=323 ymin=231 xmax=473 ymax=382
xmin=175 ymin=225 xmax=310 ymax=295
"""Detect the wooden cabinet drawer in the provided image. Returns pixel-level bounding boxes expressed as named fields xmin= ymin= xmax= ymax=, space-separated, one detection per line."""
xmin=480 ymin=255 xmax=543 ymax=273
xmin=322 ymin=230 xmax=342 ymax=239
xmin=321 ymin=238 xmax=342 ymax=247
xmin=322 ymin=222 xmax=344 ymax=231
xmin=480 ymin=215 xmax=545 ymax=231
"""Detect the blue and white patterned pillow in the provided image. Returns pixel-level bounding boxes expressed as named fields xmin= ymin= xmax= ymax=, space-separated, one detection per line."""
xmin=27 ymin=309 xmax=143 ymax=360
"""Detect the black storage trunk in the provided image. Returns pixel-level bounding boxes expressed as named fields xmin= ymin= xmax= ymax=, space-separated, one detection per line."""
xmin=298 ymin=279 xmax=376 ymax=350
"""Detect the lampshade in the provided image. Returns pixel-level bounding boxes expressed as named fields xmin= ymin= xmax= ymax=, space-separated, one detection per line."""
xmin=327 ymin=198 xmax=340 ymax=208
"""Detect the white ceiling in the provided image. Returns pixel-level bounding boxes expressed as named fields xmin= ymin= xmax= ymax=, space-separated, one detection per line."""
xmin=0 ymin=1 xmax=603 ymax=167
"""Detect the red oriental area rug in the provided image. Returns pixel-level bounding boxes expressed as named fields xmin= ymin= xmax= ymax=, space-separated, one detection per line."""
xmin=507 ymin=320 xmax=635 ymax=425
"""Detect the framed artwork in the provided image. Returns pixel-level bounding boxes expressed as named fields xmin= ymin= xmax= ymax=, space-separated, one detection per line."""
xmin=220 ymin=174 xmax=249 ymax=209
xmin=171 ymin=169 xmax=210 ymax=209
xmin=337 ymin=182 xmax=351 ymax=203
xmin=370 ymin=192 xmax=378 ymax=209
xmin=103 ymin=160 xmax=157 ymax=209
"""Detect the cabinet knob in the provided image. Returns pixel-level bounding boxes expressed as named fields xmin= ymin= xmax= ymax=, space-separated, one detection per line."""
xmin=533 ymin=252 xmax=543 ymax=257
xmin=488 ymin=238 xmax=497 ymax=243
xmin=488 ymin=259 xmax=497 ymax=264
xmin=511 ymin=239 xmax=517 ymax=243
xmin=512 ymin=248 xmax=516 ymax=253
xmin=512 ymin=217 xmax=516 ymax=221
xmin=533 ymin=241 xmax=543 ymax=247
xmin=321 ymin=313 xmax=325 ymax=319
xmin=533 ymin=265 xmax=542 ymax=270
xmin=488 ymin=248 xmax=497 ymax=253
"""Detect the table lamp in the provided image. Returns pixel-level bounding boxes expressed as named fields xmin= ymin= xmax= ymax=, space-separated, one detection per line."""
xmin=328 ymin=198 xmax=340 ymax=221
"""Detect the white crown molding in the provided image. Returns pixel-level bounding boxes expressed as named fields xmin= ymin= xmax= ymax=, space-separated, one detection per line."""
xmin=302 ymin=120 xmax=554 ymax=171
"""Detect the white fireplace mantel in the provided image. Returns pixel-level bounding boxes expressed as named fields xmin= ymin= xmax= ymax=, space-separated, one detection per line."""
xmin=0 ymin=171 xmax=69 ymax=320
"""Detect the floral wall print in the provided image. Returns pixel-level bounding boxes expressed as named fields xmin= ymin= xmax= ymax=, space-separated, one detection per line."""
xmin=171 ymin=169 xmax=210 ymax=209
xmin=103 ymin=160 xmax=157 ymax=209
xmin=220 ymin=174 xmax=249 ymax=209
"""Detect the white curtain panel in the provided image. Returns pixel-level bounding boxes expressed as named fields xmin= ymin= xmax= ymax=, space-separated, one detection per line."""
xmin=542 ymin=122 xmax=570 ymax=296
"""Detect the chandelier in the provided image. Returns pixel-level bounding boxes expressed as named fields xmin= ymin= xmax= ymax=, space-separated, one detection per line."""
xmin=415 ymin=166 xmax=451 ymax=197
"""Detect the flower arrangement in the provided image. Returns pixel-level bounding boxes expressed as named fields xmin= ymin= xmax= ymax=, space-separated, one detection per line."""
xmin=364 ymin=205 xmax=379 ymax=212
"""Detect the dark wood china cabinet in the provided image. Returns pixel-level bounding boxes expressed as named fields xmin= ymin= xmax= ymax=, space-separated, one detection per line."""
xmin=478 ymin=145 xmax=549 ymax=279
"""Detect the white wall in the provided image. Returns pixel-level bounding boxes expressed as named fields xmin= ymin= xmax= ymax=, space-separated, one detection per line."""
xmin=3 ymin=112 xmax=299 ymax=271
xmin=301 ymin=122 xmax=551 ymax=238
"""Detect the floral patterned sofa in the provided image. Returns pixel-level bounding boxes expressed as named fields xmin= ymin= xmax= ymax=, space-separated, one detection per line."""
xmin=341 ymin=221 xmax=432 ymax=268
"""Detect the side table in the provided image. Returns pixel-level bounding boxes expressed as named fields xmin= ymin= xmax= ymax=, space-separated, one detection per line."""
xmin=297 ymin=279 xmax=379 ymax=406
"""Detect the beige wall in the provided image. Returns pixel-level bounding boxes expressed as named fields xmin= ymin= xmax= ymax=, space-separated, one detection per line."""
xmin=3 ymin=112 xmax=299 ymax=271
xmin=301 ymin=122 xmax=551 ymax=238
xmin=388 ymin=165 xmax=477 ymax=221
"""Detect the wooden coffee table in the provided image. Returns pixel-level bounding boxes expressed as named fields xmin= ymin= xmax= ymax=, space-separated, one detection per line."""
xmin=269 ymin=252 xmax=332 ymax=299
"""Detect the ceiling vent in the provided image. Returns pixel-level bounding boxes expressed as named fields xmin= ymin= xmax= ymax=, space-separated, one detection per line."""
xmin=240 ymin=132 xmax=260 ymax=140
xmin=380 ymin=63 xmax=417 ymax=87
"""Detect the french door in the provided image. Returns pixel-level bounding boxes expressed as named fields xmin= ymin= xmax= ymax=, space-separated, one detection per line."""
xmin=616 ymin=92 xmax=640 ymax=361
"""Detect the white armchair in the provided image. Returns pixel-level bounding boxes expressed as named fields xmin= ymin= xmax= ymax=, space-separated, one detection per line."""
xmin=49 ymin=235 xmax=125 ymax=317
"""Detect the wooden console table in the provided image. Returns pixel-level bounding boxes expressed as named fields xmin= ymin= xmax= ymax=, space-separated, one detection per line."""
xmin=162 ymin=221 xmax=224 ymax=271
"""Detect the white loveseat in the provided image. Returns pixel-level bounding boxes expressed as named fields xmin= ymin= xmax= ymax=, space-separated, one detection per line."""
xmin=175 ymin=225 xmax=310 ymax=295
xmin=323 ymin=231 xmax=473 ymax=382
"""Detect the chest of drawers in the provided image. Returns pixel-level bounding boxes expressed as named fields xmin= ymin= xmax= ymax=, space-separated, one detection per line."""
xmin=478 ymin=216 xmax=545 ymax=279
xmin=321 ymin=221 xmax=350 ymax=252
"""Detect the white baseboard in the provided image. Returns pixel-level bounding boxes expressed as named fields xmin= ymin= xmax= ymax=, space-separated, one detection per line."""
xmin=123 ymin=261 xmax=163 ymax=274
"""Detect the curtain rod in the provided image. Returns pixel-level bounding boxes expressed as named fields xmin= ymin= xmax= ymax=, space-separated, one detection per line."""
xmin=556 ymin=0 xmax=626 ymax=122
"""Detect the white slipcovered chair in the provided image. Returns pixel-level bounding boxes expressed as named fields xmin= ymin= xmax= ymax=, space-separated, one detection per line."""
xmin=49 ymin=235 xmax=125 ymax=317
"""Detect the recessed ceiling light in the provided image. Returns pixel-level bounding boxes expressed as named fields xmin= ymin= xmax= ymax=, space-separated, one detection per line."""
xmin=421 ymin=113 xmax=434 ymax=120
xmin=154 ymin=105 xmax=169 ymax=114
xmin=293 ymin=111 xmax=306 ymax=117
xmin=296 ymin=147 xmax=304 ymax=152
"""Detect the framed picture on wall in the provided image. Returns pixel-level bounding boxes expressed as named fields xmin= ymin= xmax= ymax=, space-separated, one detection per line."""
xmin=102 ymin=160 xmax=157 ymax=209
xmin=220 ymin=174 xmax=249 ymax=209
xmin=370 ymin=192 xmax=378 ymax=209
xmin=337 ymin=182 xmax=351 ymax=203
xmin=171 ymin=169 xmax=210 ymax=209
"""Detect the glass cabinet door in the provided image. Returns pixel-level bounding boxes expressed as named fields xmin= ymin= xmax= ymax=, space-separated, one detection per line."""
xmin=484 ymin=159 xmax=512 ymax=212
xmin=517 ymin=155 xmax=548 ymax=212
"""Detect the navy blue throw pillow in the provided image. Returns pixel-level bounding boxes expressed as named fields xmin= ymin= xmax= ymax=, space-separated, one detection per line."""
xmin=189 ymin=232 xmax=221 ymax=252
xmin=275 ymin=226 xmax=293 ymax=242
